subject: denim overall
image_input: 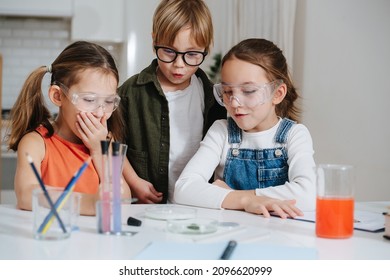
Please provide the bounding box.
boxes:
[223,118,295,190]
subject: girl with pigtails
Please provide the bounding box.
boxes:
[6,41,131,215]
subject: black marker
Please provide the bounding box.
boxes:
[219,240,237,260]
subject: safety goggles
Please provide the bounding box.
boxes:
[57,82,120,113]
[213,80,283,108]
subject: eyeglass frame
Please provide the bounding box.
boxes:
[213,79,284,108]
[54,82,121,113]
[154,45,208,66]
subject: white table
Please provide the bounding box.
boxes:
[0,202,389,260]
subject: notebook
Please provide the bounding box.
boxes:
[135,241,318,260]
[295,210,385,233]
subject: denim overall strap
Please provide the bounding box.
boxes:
[274,118,295,143]
[227,117,241,156]
[223,118,294,190]
[227,117,241,144]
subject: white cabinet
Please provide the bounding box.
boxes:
[0,0,73,17]
[71,0,124,43]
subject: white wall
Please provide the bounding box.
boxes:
[0,18,70,110]
[123,0,159,79]
[0,17,123,111]
[294,0,390,201]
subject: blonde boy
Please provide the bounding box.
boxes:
[119,0,226,203]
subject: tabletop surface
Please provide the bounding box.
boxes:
[0,201,389,260]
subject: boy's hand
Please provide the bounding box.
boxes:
[130,178,163,204]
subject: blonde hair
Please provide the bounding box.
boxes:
[152,0,213,52]
[7,41,124,151]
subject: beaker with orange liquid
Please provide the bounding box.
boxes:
[315,164,354,238]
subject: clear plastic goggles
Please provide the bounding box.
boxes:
[57,83,120,113]
[69,92,121,113]
[213,80,283,108]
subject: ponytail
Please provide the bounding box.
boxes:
[7,41,122,150]
[7,66,53,151]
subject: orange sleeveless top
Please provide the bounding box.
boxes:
[36,126,99,194]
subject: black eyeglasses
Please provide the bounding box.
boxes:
[154,46,207,66]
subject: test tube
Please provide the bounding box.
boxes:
[112,142,122,234]
[100,140,111,233]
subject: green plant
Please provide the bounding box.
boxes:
[207,53,222,83]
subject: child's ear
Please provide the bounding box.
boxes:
[272,83,287,105]
[48,85,63,107]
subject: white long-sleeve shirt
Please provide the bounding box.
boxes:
[174,118,316,211]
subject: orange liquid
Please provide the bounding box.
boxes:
[316,197,354,238]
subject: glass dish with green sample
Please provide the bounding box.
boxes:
[167,218,218,234]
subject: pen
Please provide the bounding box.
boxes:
[219,240,237,260]
[26,153,67,233]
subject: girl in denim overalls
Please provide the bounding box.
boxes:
[174,38,316,218]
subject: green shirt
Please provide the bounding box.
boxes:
[118,59,226,203]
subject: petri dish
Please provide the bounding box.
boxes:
[167,218,218,235]
[218,222,240,229]
[144,205,197,220]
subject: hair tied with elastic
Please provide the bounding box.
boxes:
[46,65,52,73]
